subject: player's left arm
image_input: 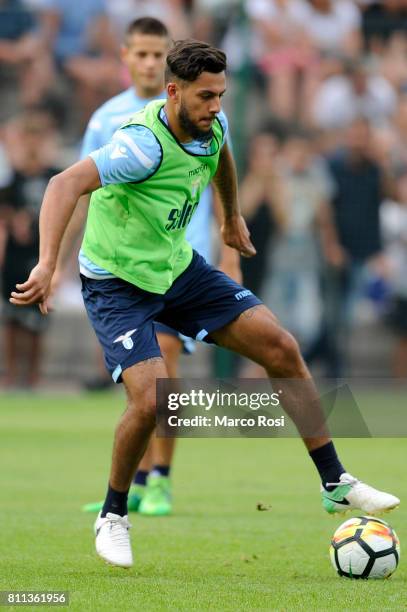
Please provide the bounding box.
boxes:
[213,142,256,258]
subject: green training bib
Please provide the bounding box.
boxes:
[82,100,223,293]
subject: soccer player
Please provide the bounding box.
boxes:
[58,17,240,517]
[11,40,400,569]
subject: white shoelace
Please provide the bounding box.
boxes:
[325,473,359,488]
[105,514,131,548]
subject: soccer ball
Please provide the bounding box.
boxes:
[330,516,400,579]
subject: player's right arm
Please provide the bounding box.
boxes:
[52,107,110,291]
[9,158,101,313]
[54,111,105,277]
[10,124,161,313]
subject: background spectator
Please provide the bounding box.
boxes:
[381,169,407,378]
[322,117,390,375]
[193,0,240,45]
[301,0,362,58]
[39,0,121,127]
[362,0,407,50]
[312,58,397,131]
[240,129,286,296]
[262,127,337,351]
[0,0,53,107]
[106,0,191,41]
[0,107,60,388]
[245,0,317,122]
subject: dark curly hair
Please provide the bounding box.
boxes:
[166,40,226,83]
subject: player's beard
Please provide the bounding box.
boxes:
[178,100,214,141]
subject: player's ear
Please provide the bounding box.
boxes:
[167,82,179,102]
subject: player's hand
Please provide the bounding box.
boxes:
[40,268,64,313]
[222,214,256,258]
[9,262,54,315]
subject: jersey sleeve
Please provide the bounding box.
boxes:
[217,110,229,147]
[89,124,162,186]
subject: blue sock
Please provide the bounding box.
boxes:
[151,465,170,478]
[309,441,345,490]
[133,470,148,486]
[101,484,128,518]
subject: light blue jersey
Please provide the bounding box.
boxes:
[80,88,165,159]
[80,92,228,278]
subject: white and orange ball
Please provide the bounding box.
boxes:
[330,516,400,579]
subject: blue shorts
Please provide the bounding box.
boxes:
[81,251,262,382]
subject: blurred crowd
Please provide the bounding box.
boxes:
[1,0,407,387]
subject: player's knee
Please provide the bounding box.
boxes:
[127,393,156,423]
[268,328,302,376]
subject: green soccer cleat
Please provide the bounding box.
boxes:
[82,484,145,513]
[321,472,400,515]
[138,474,172,516]
[82,500,104,513]
[128,484,145,512]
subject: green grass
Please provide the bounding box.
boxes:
[0,392,406,611]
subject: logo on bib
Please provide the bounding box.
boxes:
[113,328,137,350]
[166,199,198,231]
[188,162,208,177]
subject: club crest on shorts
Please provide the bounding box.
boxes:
[113,329,137,350]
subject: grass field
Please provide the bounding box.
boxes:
[1,391,406,611]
